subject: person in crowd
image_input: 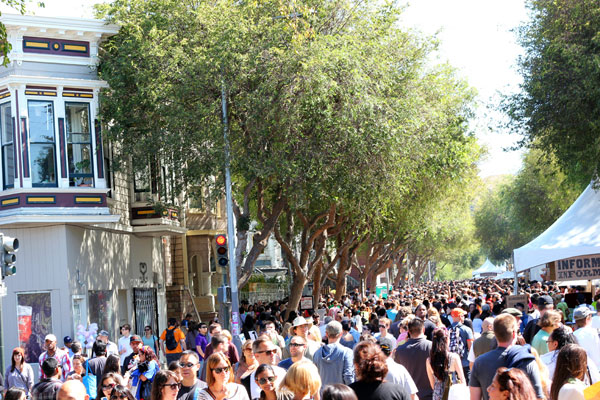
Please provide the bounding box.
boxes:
[6,347,34,395]
[321,384,358,400]
[167,362,182,383]
[32,357,63,400]
[469,314,544,400]
[539,325,575,379]
[253,364,276,400]
[118,325,133,368]
[313,321,355,387]
[39,334,73,381]
[234,341,258,384]
[415,304,437,341]
[349,341,410,400]
[262,321,286,353]
[150,370,180,400]
[122,336,143,376]
[426,328,465,400]
[66,355,86,381]
[103,355,121,376]
[523,296,553,344]
[177,351,207,400]
[58,380,90,400]
[99,373,124,400]
[486,367,537,400]
[377,342,418,400]
[142,326,160,358]
[277,336,307,371]
[572,305,600,368]
[550,344,588,400]
[283,317,321,361]
[195,323,209,370]
[448,307,473,383]
[97,332,119,358]
[161,319,187,365]
[202,324,239,370]
[339,321,357,350]
[394,318,433,400]
[531,310,561,356]
[108,385,135,400]
[197,353,249,400]
[86,340,108,398]
[199,336,230,381]
[63,337,75,360]
[6,388,27,400]
[278,359,321,400]
[185,323,199,358]
[71,343,83,360]
[130,346,159,400]
[373,318,395,351]
[241,338,286,400]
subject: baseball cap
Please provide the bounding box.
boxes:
[377,340,392,356]
[63,336,73,344]
[130,335,143,343]
[44,334,57,342]
[537,295,553,307]
[98,330,110,337]
[573,305,595,321]
[501,308,523,318]
[450,308,467,318]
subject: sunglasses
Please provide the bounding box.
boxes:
[257,349,277,355]
[290,343,305,347]
[102,384,116,391]
[161,383,181,390]
[212,366,230,374]
[179,362,197,368]
[256,376,276,385]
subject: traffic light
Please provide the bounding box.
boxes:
[1,235,18,277]
[215,234,228,268]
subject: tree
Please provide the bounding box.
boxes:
[0,1,29,66]
[503,0,600,184]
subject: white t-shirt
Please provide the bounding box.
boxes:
[557,379,585,400]
[573,326,600,368]
[118,336,133,364]
[385,358,418,395]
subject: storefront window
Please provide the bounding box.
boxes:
[28,101,57,187]
[88,290,114,338]
[17,292,52,363]
[66,103,93,187]
[1,102,14,188]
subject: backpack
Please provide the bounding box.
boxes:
[165,328,178,351]
[448,325,465,358]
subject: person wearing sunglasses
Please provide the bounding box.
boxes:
[241,338,286,400]
[109,385,136,400]
[176,351,207,400]
[234,341,258,384]
[151,371,181,400]
[254,365,276,400]
[99,372,124,400]
[197,353,249,400]
[278,336,307,371]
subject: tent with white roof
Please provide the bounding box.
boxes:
[473,258,504,278]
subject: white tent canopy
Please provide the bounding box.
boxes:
[514,183,600,272]
[473,258,503,277]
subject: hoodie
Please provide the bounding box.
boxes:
[313,341,355,387]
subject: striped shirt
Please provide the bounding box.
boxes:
[38,349,72,381]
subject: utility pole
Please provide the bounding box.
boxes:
[221,84,241,348]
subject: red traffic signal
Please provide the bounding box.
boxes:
[216,234,226,246]
[215,234,228,267]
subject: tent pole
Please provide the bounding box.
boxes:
[511,253,518,295]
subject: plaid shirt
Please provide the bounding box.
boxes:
[38,349,72,381]
[31,378,62,400]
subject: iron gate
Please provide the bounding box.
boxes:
[133,288,159,338]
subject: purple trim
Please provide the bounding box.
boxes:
[12,117,18,179]
[0,191,107,209]
[22,36,90,57]
[58,118,67,178]
[21,117,29,178]
[95,119,104,179]
[16,92,22,186]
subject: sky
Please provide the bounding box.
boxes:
[1,0,531,177]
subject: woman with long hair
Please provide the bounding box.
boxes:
[66,354,86,381]
[486,367,537,400]
[349,342,409,400]
[253,364,276,400]
[197,353,248,400]
[5,347,34,395]
[103,355,121,376]
[100,372,125,400]
[150,370,180,400]
[131,346,160,400]
[278,359,321,400]
[234,340,258,383]
[322,384,358,400]
[142,326,160,357]
[426,328,465,400]
[550,344,588,400]
[540,326,576,379]
[5,388,26,400]
[110,385,136,400]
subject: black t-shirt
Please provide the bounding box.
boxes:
[177,380,207,400]
[349,380,410,400]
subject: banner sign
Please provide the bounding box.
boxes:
[300,296,313,310]
[506,294,528,308]
[554,254,600,281]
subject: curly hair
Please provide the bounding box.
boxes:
[138,346,159,363]
[353,341,388,382]
[430,328,449,382]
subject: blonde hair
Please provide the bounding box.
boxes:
[205,353,233,386]
[221,330,232,342]
[279,359,321,397]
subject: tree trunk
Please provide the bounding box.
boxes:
[286,274,307,318]
[312,261,322,308]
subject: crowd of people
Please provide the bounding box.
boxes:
[2,277,600,400]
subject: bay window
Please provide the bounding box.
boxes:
[65,102,93,186]
[28,100,57,187]
[1,103,14,189]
